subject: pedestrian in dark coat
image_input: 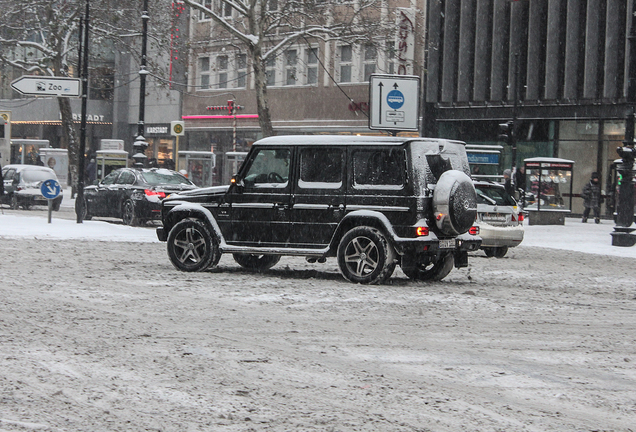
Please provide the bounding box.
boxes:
[582,172,603,223]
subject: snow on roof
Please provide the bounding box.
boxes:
[253,135,467,146]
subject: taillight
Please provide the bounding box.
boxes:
[468,226,480,235]
[416,226,429,236]
[145,189,166,198]
[518,212,524,222]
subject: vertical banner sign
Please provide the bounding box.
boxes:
[395,8,416,75]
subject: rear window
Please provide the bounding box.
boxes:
[299,148,343,189]
[141,170,192,186]
[475,185,516,206]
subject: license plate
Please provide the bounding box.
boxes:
[439,239,455,249]
[483,213,507,222]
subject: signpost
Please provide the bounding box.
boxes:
[369,74,420,134]
[41,179,61,224]
[171,121,185,170]
[10,76,81,97]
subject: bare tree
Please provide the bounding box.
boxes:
[183,0,391,137]
[0,0,175,189]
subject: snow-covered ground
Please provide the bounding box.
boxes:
[1,202,635,431]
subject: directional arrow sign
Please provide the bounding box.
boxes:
[11,76,81,97]
[41,179,61,199]
[368,74,420,132]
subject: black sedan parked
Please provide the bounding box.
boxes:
[81,168,197,225]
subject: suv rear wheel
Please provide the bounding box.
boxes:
[401,253,454,281]
[337,226,396,284]
[233,253,281,272]
[167,218,220,272]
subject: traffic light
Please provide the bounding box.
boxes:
[498,121,515,146]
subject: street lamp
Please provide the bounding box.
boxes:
[133,0,150,168]
[611,2,636,247]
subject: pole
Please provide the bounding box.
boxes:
[511,53,520,184]
[611,1,636,246]
[133,0,150,168]
[76,0,89,223]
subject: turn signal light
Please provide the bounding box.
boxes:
[145,189,166,198]
[468,226,480,235]
[416,226,429,236]
[436,213,444,221]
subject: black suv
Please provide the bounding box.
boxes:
[156,136,480,284]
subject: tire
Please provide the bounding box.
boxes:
[10,195,19,210]
[337,226,396,284]
[122,200,138,226]
[493,246,508,258]
[432,171,477,236]
[483,247,495,258]
[233,254,281,272]
[401,253,454,281]
[52,201,61,211]
[167,218,220,272]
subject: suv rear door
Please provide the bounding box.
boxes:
[291,146,346,247]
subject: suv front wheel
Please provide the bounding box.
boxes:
[337,226,396,284]
[167,218,220,272]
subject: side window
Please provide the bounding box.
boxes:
[101,171,120,185]
[243,148,290,189]
[115,171,136,185]
[353,148,405,189]
[298,148,343,189]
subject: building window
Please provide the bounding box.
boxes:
[199,0,212,20]
[339,45,352,83]
[285,49,297,86]
[363,44,377,81]
[221,0,232,17]
[217,55,228,89]
[266,56,276,86]
[236,53,247,88]
[199,56,210,89]
[306,47,318,85]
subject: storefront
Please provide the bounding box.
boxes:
[144,124,175,168]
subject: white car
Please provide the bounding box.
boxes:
[1,164,63,210]
[474,181,524,258]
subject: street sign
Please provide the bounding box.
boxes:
[171,120,185,136]
[41,179,61,199]
[11,76,81,97]
[369,74,420,132]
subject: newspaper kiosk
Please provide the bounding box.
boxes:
[524,157,575,225]
[95,150,129,180]
[178,151,215,187]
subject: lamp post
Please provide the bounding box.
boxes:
[76,0,90,223]
[611,2,636,247]
[132,0,150,168]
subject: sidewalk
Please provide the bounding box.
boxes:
[1,205,635,257]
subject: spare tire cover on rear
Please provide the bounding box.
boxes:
[432,170,477,236]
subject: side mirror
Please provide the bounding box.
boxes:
[230,175,244,190]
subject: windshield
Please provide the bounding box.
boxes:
[21,169,56,183]
[141,170,193,186]
[475,185,517,206]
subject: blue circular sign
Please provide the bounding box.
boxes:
[41,179,61,199]
[386,90,405,109]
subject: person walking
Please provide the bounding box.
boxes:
[582,172,603,223]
